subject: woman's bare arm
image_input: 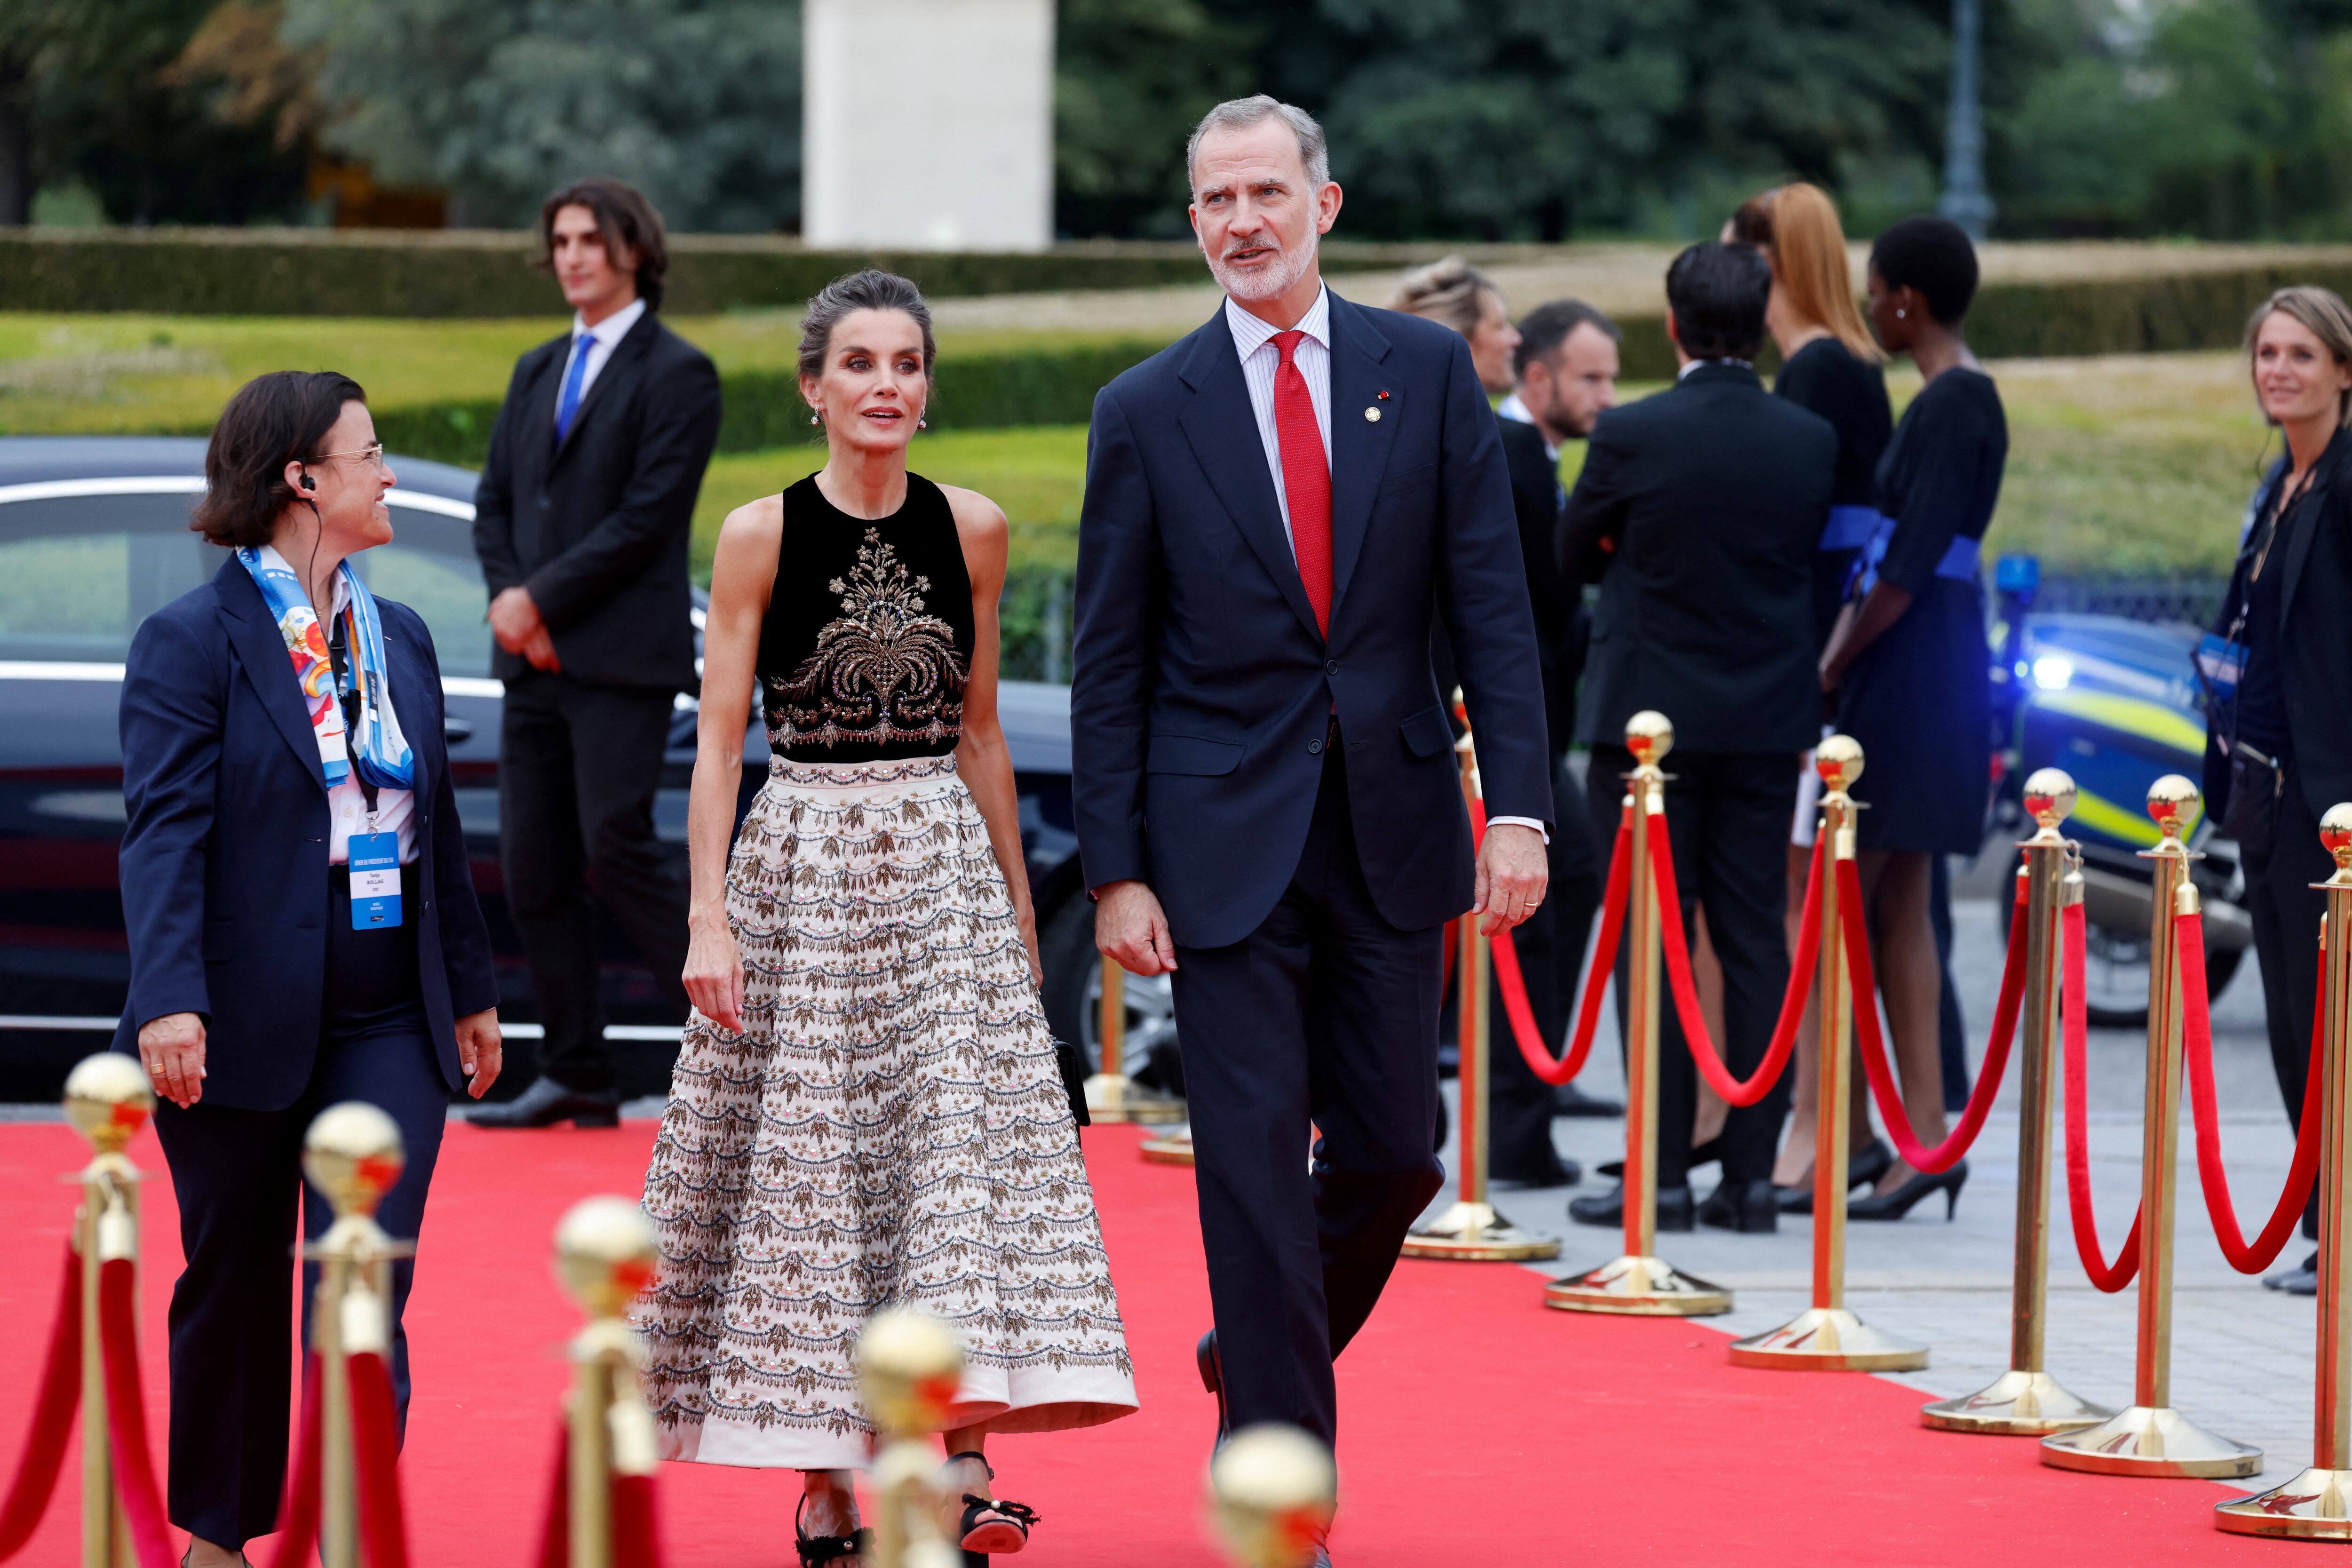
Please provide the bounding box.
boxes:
[943,484,1041,985]
[681,496,781,1031]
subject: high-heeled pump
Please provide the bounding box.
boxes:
[1773,1137,1895,1213]
[1847,1159,1968,1222]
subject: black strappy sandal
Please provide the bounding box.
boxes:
[947,1450,1039,1560]
[795,1493,872,1566]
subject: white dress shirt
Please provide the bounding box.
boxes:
[1221,288,1547,843]
[311,561,417,867]
[1676,356,1752,381]
[553,295,648,427]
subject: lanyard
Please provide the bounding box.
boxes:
[326,608,381,828]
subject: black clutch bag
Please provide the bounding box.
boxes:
[1052,1037,1092,1128]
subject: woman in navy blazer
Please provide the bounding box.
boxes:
[115,371,501,1566]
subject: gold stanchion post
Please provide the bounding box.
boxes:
[1730,737,1925,1369]
[1208,1424,1338,1568]
[1923,769,2109,1429]
[63,1054,151,1568]
[2042,775,2260,1476]
[856,1307,965,1568]
[1087,952,1184,1126]
[301,1103,412,1568]
[1546,711,1730,1314]
[553,1196,661,1568]
[2217,803,2352,1534]
[1406,720,1558,1260]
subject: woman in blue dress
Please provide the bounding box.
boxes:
[1819,216,2005,1221]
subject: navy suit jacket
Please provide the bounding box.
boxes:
[1071,291,1552,949]
[112,557,500,1111]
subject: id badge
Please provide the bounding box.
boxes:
[2196,633,2246,699]
[348,832,404,930]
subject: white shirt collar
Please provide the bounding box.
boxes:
[1224,284,1330,361]
[1496,390,1561,463]
[1677,356,1754,380]
[257,542,350,616]
[573,294,647,348]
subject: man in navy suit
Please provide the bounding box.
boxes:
[1071,96,1552,1482]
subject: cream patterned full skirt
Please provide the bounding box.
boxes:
[639,755,1136,1468]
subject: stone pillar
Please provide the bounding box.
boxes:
[803,0,1056,252]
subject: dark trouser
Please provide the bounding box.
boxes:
[499,671,690,1093]
[1169,745,1447,1448]
[2240,766,2330,1241]
[1587,745,1797,1188]
[1488,751,1602,1179]
[152,871,450,1550]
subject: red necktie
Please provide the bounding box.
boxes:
[1271,329,1333,636]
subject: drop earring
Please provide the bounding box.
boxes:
[917,417,927,430]
[810,409,822,426]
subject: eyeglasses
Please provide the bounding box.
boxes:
[314,442,388,471]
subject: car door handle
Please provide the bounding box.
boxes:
[444,716,475,743]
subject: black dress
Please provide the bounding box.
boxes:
[1837,366,2005,854]
[1776,336,1895,650]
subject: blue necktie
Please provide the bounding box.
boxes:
[554,333,592,442]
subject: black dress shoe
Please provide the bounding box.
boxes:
[467,1075,621,1129]
[2265,1249,2320,1295]
[1567,1181,1692,1231]
[1698,1178,1778,1234]
[1551,1082,1624,1119]
[1492,1156,1581,1189]
[1197,1330,1229,1441]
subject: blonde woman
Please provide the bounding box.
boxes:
[2204,287,2352,1293]
[1726,183,1898,1209]
[1389,255,1522,394]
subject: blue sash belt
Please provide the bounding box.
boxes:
[1819,505,1880,552]
[1847,517,1983,597]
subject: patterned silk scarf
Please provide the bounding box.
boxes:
[236,544,414,789]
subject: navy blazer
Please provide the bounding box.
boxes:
[1070,292,1551,949]
[112,557,500,1111]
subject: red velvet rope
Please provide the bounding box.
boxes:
[1477,797,1633,1086]
[1647,824,1824,1106]
[2061,900,2143,1291]
[2181,908,2324,1274]
[612,1473,662,1568]
[95,1258,174,1567]
[266,1357,325,1568]
[536,1421,568,1568]
[1839,857,2026,1173]
[347,1351,410,1568]
[0,1246,81,1561]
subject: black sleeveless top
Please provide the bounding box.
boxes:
[756,473,975,764]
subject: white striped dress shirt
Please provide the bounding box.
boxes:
[1224,287,1332,553]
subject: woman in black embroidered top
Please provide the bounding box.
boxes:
[638,270,1135,1564]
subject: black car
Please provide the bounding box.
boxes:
[0,437,1173,1101]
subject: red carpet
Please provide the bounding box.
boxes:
[0,1119,2288,1565]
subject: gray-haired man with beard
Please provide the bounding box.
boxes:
[1070,97,1551,1552]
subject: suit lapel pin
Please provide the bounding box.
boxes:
[1364,406,1381,422]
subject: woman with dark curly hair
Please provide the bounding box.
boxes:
[115,370,501,1566]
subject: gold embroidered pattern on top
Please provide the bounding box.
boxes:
[769,527,966,751]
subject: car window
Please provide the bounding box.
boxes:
[0,518,216,663]
[352,540,492,678]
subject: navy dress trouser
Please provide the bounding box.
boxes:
[1169,743,1447,1448]
[152,871,450,1550]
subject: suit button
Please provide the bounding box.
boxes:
[1307,738,1324,756]
[1325,659,1340,675]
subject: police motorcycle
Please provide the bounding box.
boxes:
[1986,555,2250,1027]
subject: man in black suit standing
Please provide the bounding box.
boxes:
[1559,243,1832,1234]
[1486,300,1623,1181]
[469,176,722,1128]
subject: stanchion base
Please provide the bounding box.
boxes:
[2217,1467,2352,1537]
[1728,1306,1928,1371]
[1543,1255,1731,1316]
[1403,1202,1561,1261]
[1137,1125,1194,1165]
[1920,1369,2111,1434]
[2038,1405,2262,1478]
[1084,1074,1187,1125]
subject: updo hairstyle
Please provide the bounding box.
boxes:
[1869,216,1980,326]
[1388,255,1501,336]
[798,269,938,386]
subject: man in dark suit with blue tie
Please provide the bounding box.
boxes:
[1071,97,1551,1506]
[469,176,722,1126]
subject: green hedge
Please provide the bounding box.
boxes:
[0,229,1432,317]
